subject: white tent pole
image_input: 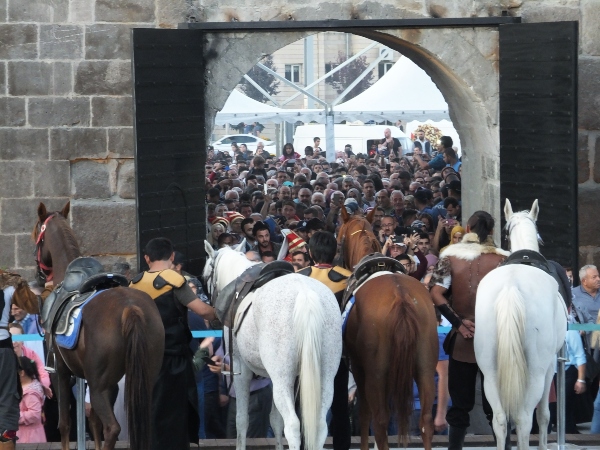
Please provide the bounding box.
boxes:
[256,63,328,107]
[331,53,386,106]
[280,42,378,106]
[242,74,281,106]
[325,107,335,162]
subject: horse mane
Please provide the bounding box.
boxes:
[339,216,381,269]
[505,210,540,252]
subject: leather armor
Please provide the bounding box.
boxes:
[130,270,191,356]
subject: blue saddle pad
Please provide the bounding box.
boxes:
[341,296,356,338]
[55,291,101,350]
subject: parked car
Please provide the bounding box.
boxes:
[211,134,276,156]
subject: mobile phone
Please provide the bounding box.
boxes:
[201,356,217,366]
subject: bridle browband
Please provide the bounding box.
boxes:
[35,214,57,283]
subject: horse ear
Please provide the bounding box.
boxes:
[204,240,215,259]
[529,199,539,222]
[340,205,350,223]
[504,198,513,221]
[234,239,246,253]
[60,201,70,219]
[366,208,376,224]
[38,202,48,221]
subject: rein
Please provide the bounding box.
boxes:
[35,214,57,283]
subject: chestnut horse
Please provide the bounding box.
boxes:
[337,209,438,450]
[13,202,165,450]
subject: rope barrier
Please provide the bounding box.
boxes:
[12,324,600,341]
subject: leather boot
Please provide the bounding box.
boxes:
[448,426,467,450]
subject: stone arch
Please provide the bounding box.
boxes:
[203,26,499,221]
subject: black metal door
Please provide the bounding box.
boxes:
[499,21,578,268]
[132,29,206,275]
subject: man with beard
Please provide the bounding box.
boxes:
[429,212,509,450]
[252,221,281,258]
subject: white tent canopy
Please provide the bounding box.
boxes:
[214,89,324,125]
[215,57,452,125]
[332,56,450,123]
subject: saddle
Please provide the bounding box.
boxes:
[214,261,295,330]
[342,253,405,308]
[502,249,571,307]
[42,257,129,334]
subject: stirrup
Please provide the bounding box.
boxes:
[45,348,56,374]
[221,370,241,376]
[44,366,56,374]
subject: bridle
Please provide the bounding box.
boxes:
[504,214,541,252]
[204,249,223,297]
[35,214,57,284]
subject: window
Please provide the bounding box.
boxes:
[378,62,394,79]
[235,136,257,144]
[325,62,338,74]
[285,64,301,83]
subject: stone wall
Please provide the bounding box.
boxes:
[1,0,599,277]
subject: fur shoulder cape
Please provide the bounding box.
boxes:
[439,232,510,261]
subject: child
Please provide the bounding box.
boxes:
[16,357,46,443]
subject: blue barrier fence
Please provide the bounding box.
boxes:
[11,324,599,341]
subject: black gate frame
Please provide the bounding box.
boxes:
[132,16,579,273]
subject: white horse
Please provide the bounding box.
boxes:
[474,199,567,450]
[203,242,342,450]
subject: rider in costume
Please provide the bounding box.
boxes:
[298,231,352,450]
[130,238,217,450]
[429,212,509,450]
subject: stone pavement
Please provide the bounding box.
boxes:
[14,435,600,449]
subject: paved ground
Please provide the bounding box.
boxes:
[14,434,600,449]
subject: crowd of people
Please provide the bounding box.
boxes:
[1,127,600,449]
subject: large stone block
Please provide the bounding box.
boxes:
[74,61,131,96]
[71,160,112,199]
[0,129,49,160]
[0,161,33,197]
[85,24,132,60]
[8,0,68,22]
[0,25,37,59]
[0,0,6,23]
[579,57,600,130]
[28,98,90,127]
[117,161,135,199]
[96,0,155,22]
[92,96,133,127]
[0,62,5,93]
[69,0,93,22]
[16,234,36,271]
[34,161,70,197]
[579,185,600,246]
[0,235,16,270]
[8,61,72,96]
[520,4,580,23]
[593,135,600,184]
[582,0,600,56]
[70,199,137,254]
[578,131,590,184]
[0,98,25,126]
[0,197,70,234]
[50,128,107,160]
[40,25,84,60]
[108,128,134,157]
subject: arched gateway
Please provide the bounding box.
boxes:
[131,18,577,275]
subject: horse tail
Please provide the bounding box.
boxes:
[121,305,151,450]
[495,285,527,420]
[389,293,419,447]
[293,289,324,450]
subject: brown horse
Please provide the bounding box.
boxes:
[12,202,165,450]
[337,209,439,450]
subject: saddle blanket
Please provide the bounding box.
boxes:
[55,291,101,350]
[341,295,355,337]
